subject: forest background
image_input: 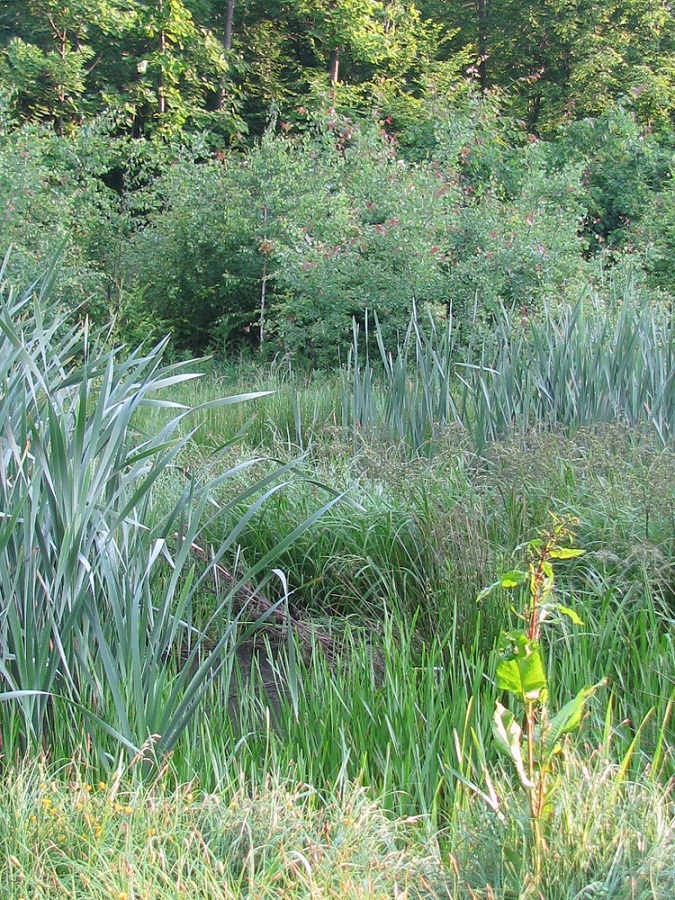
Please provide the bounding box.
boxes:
[3,0,675,362]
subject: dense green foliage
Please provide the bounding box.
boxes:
[0,255,675,898]
[3,96,674,364]
[0,270,342,766]
[2,5,675,894]
[2,0,675,137]
[1,1,675,367]
[1,265,675,895]
[3,756,672,898]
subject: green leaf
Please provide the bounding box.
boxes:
[548,547,585,559]
[557,605,584,626]
[542,681,605,762]
[476,581,500,603]
[500,569,527,588]
[617,707,654,785]
[541,774,562,821]
[496,631,547,703]
[493,702,534,790]
[477,569,527,602]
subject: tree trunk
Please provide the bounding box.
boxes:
[529,92,542,129]
[477,0,487,93]
[260,201,268,350]
[215,0,235,110]
[56,27,67,134]
[224,0,235,51]
[329,48,340,84]
[158,0,166,115]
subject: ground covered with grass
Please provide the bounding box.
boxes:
[2,752,673,899]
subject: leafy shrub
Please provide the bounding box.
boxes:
[5,99,666,365]
[0,125,113,318]
[629,166,675,297]
[125,107,591,365]
[124,128,344,356]
[552,105,668,252]
[273,107,589,362]
[271,116,455,363]
[0,120,213,345]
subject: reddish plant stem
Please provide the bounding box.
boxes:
[526,538,552,872]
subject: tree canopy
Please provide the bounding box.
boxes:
[2,0,675,137]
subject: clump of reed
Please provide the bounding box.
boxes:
[0,260,337,770]
[341,288,675,453]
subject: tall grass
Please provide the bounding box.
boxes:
[340,289,675,452]
[0,762,454,900]
[2,750,674,898]
[0,263,339,768]
[196,423,675,800]
[123,283,675,463]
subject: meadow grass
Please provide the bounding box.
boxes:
[1,750,673,899]
[0,761,451,899]
[171,287,675,457]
